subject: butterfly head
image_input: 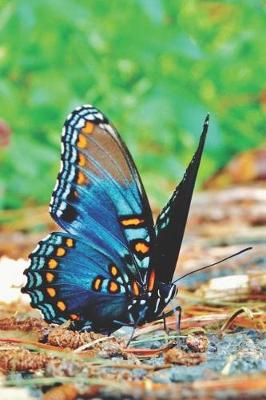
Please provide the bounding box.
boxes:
[148,281,177,320]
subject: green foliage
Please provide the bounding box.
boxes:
[0,0,265,209]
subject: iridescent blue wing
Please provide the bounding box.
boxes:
[23,105,156,331]
[23,232,135,333]
[50,105,155,276]
[154,115,209,283]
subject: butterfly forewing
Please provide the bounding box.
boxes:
[154,115,209,283]
[50,105,155,273]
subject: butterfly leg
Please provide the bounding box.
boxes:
[126,306,148,347]
[162,312,169,336]
[112,320,136,347]
[173,305,182,334]
[155,305,182,335]
[126,326,137,348]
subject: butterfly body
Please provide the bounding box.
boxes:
[22,105,209,333]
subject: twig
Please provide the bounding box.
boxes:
[74,336,115,353]
[220,307,254,333]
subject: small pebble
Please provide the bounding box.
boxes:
[186,334,209,353]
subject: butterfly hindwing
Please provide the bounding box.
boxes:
[154,115,209,283]
[23,232,137,332]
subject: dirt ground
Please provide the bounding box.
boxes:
[0,185,265,399]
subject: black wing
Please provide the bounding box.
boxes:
[153,115,209,283]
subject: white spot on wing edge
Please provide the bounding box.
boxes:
[31,244,40,254]
[59,160,64,173]
[87,114,96,121]
[54,180,59,192]
[94,112,104,120]
[75,119,85,129]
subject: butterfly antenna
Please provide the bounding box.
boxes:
[172,247,252,284]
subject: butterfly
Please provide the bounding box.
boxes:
[22,105,209,334]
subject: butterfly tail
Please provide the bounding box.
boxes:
[154,114,209,283]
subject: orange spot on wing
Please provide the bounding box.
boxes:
[70,314,80,321]
[110,264,119,277]
[77,171,88,185]
[46,287,56,298]
[77,134,87,149]
[66,238,74,248]
[78,153,87,167]
[93,277,102,291]
[135,242,149,254]
[56,247,66,257]
[132,281,140,296]
[82,121,94,134]
[148,269,156,291]
[48,259,58,269]
[109,281,120,293]
[46,272,55,282]
[121,218,144,227]
[57,301,66,311]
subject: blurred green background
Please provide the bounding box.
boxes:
[0,0,265,211]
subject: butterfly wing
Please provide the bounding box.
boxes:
[23,232,135,333]
[153,115,209,283]
[24,105,156,331]
[50,105,155,275]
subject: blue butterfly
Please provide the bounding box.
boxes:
[22,105,209,334]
